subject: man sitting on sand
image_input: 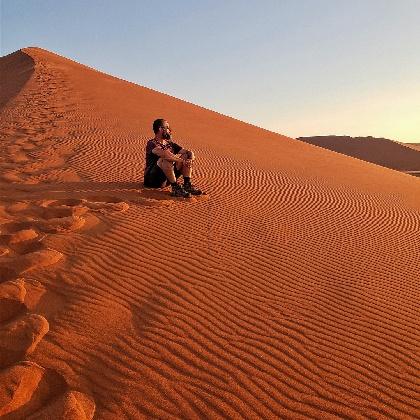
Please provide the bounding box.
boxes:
[144,118,203,197]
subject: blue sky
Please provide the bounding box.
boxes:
[1,0,419,142]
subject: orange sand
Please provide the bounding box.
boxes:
[1,47,420,419]
[298,135,420,177]
[407,143,420,151]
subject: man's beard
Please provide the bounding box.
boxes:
[162,132,171,140]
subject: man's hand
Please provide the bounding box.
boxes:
[183,158,193,168]
[185,150,195,160]
[164,151,183,162]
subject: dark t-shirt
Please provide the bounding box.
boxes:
[144,138,182,174]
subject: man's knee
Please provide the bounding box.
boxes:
[158,158,174,169]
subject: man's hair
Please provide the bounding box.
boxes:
[153,118,166,134]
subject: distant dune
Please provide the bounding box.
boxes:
[407,143,420,152]
[1,47,419,419]
[297,135,420,177]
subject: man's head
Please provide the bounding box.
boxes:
[153,118,171,139]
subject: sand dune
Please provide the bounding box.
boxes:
[0,47,419,419]
[297,135,420,177]
[407,143,420,151]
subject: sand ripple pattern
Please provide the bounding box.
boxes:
[49,161,420,417]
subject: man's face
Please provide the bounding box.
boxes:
[160,121,171,139]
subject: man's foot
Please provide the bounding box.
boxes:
[170,184,192,198]
[184,183,203,196]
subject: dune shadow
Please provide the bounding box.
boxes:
[0,181,174,205]
[0,50,35,111]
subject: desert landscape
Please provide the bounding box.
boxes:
[1,47,419,419]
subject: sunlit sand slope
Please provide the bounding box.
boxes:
[0,47,419,419]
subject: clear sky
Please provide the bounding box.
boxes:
[1,0,419,142]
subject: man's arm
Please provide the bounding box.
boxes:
[152,146,183,162]
[170,141,194,159]
[178,149,195,159]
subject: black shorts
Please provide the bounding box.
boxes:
[144,164,182,188]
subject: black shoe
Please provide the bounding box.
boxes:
[170,184,192,198]
[184,183,203,195]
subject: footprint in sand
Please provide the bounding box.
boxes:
[27,390,96,420]
[0,248,63,281]
[83,200,129,214]
[40,203,89,220]
[0,361,64,418]
[5,228,39,245]
[6,145,21,155]
[38,216,86,233]
[1,229,44,258]
[11,153,29,164]
[0,225,62,280]
[7,197,127,216]
[20,249,63,273]
[20,142,37,151]
[0,230,93,420]
[6,198,128,234]
[0,203,96,411]
[1,225,39,241]
[0,196,121,419]
[0,279,95,418]
[5,202,30,214]
[1,171,24,183]
[46,197,130,214]
[0,280,48,369]
[6,200,89,219]
[0,279,26,323]
[36,202,90,233]
[0,313,49,368]
[3,203,88,235]
[0,361,95,420]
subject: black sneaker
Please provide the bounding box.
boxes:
[170,184,192,198]
[184,183,203,196]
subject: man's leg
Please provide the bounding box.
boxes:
[175,159,203,195]
[175,160,192,179]
[144,163,168,188]
[158,158,191,197]
[158,158,177,183]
